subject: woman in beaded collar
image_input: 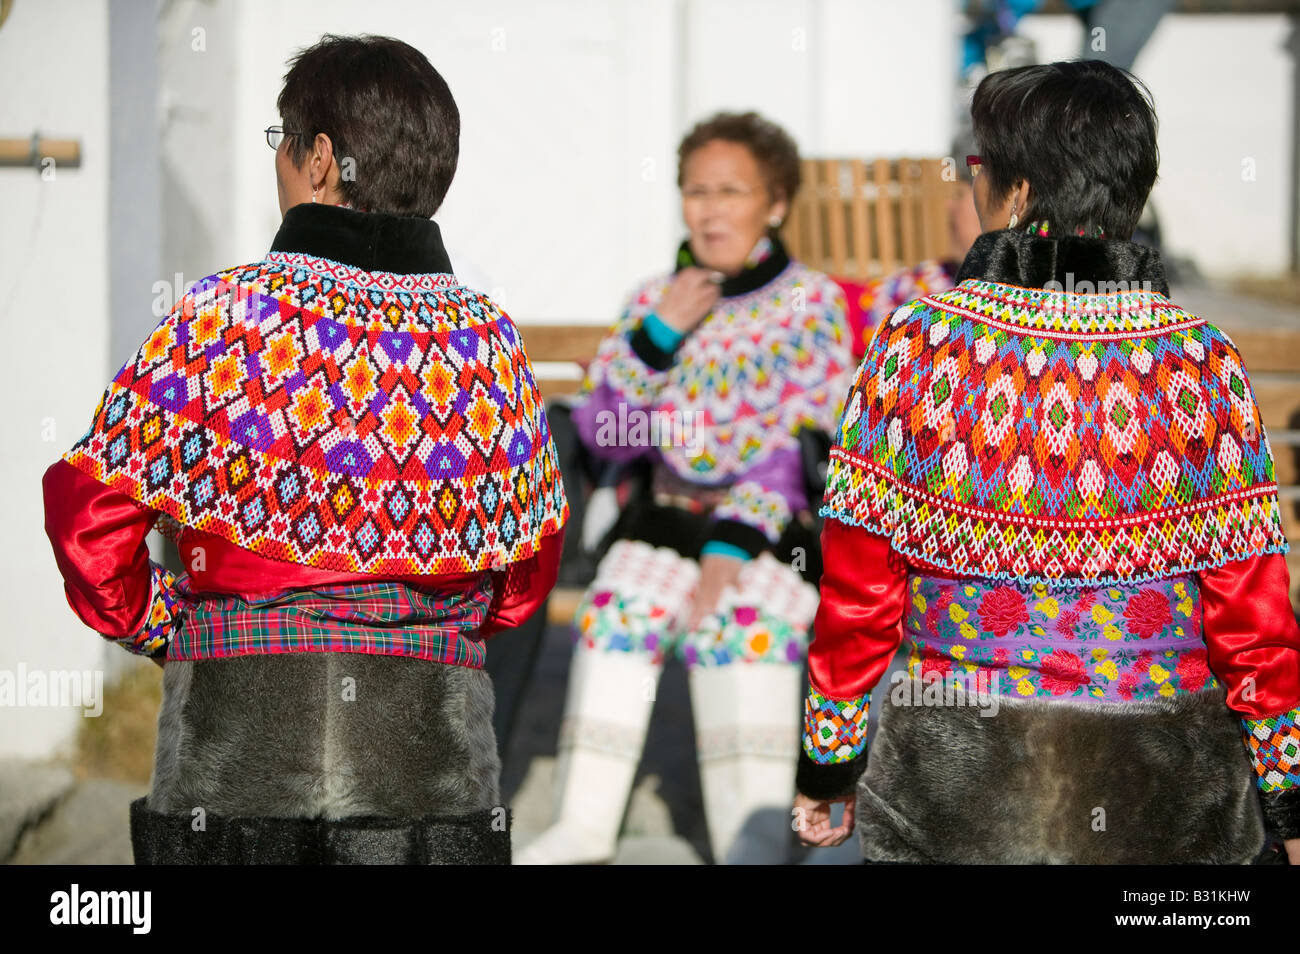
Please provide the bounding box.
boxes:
[794,59,1300,865]
[518,112,854,865]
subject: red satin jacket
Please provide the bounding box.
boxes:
[43,458,562,654]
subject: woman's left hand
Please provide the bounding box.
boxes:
[793,792,856,847]
[685,553,746,631]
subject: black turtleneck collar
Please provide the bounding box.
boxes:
[955,228,1170,297]
[269,203,454,275]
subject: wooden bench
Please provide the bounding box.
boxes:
[516,156,1300,620]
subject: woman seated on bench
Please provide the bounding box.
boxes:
[518,111,854,865]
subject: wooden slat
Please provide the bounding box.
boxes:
[919,158,946,262]
[546,586,585,627]
[849,159,871,280]
[823,159,848,277]
[1222,328,1300,374]
[782,198,801,260]
[872,158,897,273]
[802,158,825,271]
[1276,453,1298,486]
[1280,498,1300,541]
[516,324,606,362]
[537,378,582,399]
[1253,377,1300,431]
[898,158,920,266]
[1287,550,1300,612]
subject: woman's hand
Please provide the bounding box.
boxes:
[793,791,856,847]
[657,267,723,334]
[685,552,745,631]
[1286,837,1300,865]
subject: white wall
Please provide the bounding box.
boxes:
[1018,11,1297,279]
[176,0,956,326]
[0,0,112,758]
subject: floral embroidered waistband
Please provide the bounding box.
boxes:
[904,573,1215,703]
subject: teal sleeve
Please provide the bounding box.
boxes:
[642,311,685,352]
[699,540,753,562]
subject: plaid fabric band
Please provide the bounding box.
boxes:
[169,575,494,666]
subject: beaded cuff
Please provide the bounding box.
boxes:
[109,561,184,657]
[1242,705,1300,792]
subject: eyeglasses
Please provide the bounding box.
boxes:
[264,125,302,150]
[681,185,759,208]
[966,154,983,178]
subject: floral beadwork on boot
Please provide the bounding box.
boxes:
[678,552,819,667]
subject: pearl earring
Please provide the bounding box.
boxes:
[768,214,782,228]
[1008,206,1019,229]
[312,187,318,204]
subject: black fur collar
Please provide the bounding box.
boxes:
[269,202,454,276]
[955,228,1169,296]
[674,234,792,298]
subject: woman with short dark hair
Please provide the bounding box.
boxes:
[519,111,854,865]
[43,34,567,864]
[796,59,1300,864]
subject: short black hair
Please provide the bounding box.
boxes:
[677,111,802,205]
[277,34,459,217]
[970,59,1158,238]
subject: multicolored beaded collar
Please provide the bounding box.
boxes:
[1026,219,1107,240]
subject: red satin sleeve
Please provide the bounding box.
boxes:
[1199,552,1300,719]
[807,517,910,699]
[42,459,156,638]
[479,527,564,638]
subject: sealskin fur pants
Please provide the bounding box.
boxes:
[131,653,510,864]
[857,681,1265,864]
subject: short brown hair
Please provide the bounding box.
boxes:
[676,111,801,204]
[277,34,460,217]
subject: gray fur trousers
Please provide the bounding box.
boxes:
[856,683,1265,864]
[132,653,509,864]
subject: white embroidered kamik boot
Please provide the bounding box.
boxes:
[516,540,698,865]
[685,552,819,864]
[514,645,661,865]
[690,661,803,864]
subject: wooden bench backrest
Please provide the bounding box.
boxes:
[785,157,961,280]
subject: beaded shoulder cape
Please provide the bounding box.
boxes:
[822,228,1288,585]
[63,206,568,575]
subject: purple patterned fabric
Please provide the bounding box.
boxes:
[904,573,1218,702]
